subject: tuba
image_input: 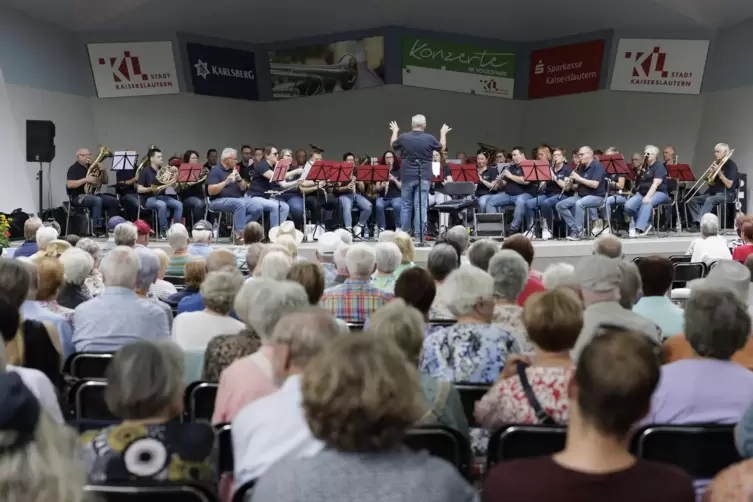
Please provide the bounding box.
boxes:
[134,145,158,181]
[84,145,113,195]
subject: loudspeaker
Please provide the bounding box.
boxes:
[26,120,56,163]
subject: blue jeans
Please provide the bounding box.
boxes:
[338,194,372,228]
[286,195,305,228]
[686,191,733,224]
[603,194,627,221]
[624,192,671,231]
[556,195,604,234]
[488,193,532,231]
[209,197,260,233]
[182,196,206,225]
[376,196,402,229]
[75,194,119,227]
[145,196,183,230]
[400,180,430,235]
[247,196,289,227]
[120,193,140,221]
[525,194,561,226]
[478,194,495,213]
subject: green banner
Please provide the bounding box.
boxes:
[402,37,516,78]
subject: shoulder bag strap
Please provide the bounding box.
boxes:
[516,362,556,426]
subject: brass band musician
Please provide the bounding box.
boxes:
[374,150,402,233]
[686,143,739,230]
[623,145,670,238]
[337,152,373,238]
[594,147,629,236]
[136,149,184,235]
[66,148,118,236]
[180,150,207,224]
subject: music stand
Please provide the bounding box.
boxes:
[272,158,291,182]
[112,151,137,172]
[356,164,389,184]
[177,163,204,184]
[668,164,695,182]
[521,160,552,237]
[449,164,480,183]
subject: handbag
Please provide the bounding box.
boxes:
[516,362,556,426]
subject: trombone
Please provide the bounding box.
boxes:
[683,149,735,201]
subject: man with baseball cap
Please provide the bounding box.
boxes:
[134,220,152,247]
[188,220,214,258]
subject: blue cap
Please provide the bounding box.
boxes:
[107,216,127,232]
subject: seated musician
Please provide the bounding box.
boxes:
[337,152,373,238]
[206,147,259,242]
[663,145,676,166]
[66,148,119,236]
[623,145,670,238]
[555,146,606,240]
[488,147,532,234]
[375,150,402,234]
[524,147,572,240]
[246,145,300,228]
[295,147,327,232]
[179,150,207,225]
[136,149,184,236]
[237,145,254,181]
[277,148,317,231]
[204,148,218,171]
[686,142,738,231]
[475,151,499,213]
[428,150,453,232]
[594,147,629,236]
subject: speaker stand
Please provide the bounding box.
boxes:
[35,158,43,215]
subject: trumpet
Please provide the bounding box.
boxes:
[684,148,735,201]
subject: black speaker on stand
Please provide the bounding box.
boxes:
[26,120,56,215]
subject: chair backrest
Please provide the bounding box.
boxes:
[216,424,233,474]
[73,380,118,421]
[84,484,219,502]
[487,424,567,469]
[632,256,646,267]
[443,182,476,197]
[666,178,680,195]
[347,322,364,333]
[184,381,218,423]
[454,383,490,428]
[672,262,705,288]
[630,424,741,480]
[164,275,186,286]
[403,426,473,480]
[63,352,113,380]
[232,481,255,502]
[669,254,692,265]
[429,319,456,328]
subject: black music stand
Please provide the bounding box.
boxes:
[521,160,552,237]
[670,164,695,232]
[449,164,480,183]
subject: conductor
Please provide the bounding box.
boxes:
[389,114,451,241]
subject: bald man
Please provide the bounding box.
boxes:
[663,146,676,166]
[67,148,118,236]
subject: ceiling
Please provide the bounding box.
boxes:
[4,0,753,43]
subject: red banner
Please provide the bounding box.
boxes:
[528,40,605,99]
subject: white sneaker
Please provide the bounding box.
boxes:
[353,224,364,238]
[523,229,535,239]
[591,220,603,236]
[541,229,552,240]
[629,228,637,238]
[601,226,611,235]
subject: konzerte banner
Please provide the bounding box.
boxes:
[528,40,604,99]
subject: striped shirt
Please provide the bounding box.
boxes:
[166,253,191,276]
[319,279,392,324]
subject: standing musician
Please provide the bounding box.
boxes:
[336,152,373,238]
[488,147,532,234]
[136,148,184,235]
[475,151,499,213]
[593,147,628,236]
[375,150,402,234]
[180,150,207,225]
[247,145,295,228]
[686,143,739,230]
[524,147,572,241]
[623,145,670,237]
[66,148,119,236]
[207,147,258,242]
[555,146,606,240]
[428,150,453,232]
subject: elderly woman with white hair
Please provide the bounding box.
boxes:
[57,248,93,309]
[255,251,294,281]
[371,241,402,292]
[488,250,533,352]
[149,248,178,300]
[420,265,521,383]
[542,262,577,290]
[165,223,192,276]
[688,213,732,264]
[210,278,309,423]
[29,226,58,261]
[133,247,173,327]
[75,237,105,297]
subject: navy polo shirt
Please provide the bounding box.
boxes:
[392,131,442,182]
[386,166,402,198]
[706,159,739,195]
[137,166,160,201]
[606,173,626,192]
[433,165,452,194]
[476,166,499,196]
[545,165,572,195]
[577,160,606,197]
[207,165,244,200]
[638,162,668,195]
[237,162,254,182]
[248,160,275,198]
[66,162,88,199]
[504,164,528,196]
[116,169,136,194]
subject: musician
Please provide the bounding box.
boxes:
[536,146,552,162]
[291,147,325,231]
[336,152,372,238]
[294,149,308,169]
[252,147,264,166]
[524,147,572,240]
[456,151,467,164]
[555,146,606,240]
[623,145,670,237]
[375,150,402,233]
[180,150,207,224]
[686,143,739,230]
[204,149,218,170]
[663,146,676,166]
[390,114,450,238]
[136,148,184,234]
[238,145,254,181]
[475,151,499,213]
[428,150,453,232]
[207,147,259,242]
[246,145,293,228]
[494,151,506,165]
[488,147,532,234]
[66,148,119,235]
[594,147,629,235]
[277,148,315,230]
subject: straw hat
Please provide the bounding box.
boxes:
[268,220,303,245]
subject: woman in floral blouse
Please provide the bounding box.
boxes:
[475,288,581,429]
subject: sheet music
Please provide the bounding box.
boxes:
[299,160,314,182]
[432,162,441,176]
[112,151,138,171]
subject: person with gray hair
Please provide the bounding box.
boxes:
[256,251,294,281]
[488,250,532,352]
[647,287,753,425]
[134,247,174,328]
[232,307,344,484]
[372,241,402,292]
[689,213,732,264]
[113,222,137,247]
[555,145,606,240]
[593,234,623,259]
[542,262,577,290]
[571,255,661,361]
[30,226,58,261]
[165,223,191,277]
[75,237,105,297]
[188,220,214,258]
[421,266,521,383]
[211,279,310,423]
[445,225,470,259]
[57,247,93,309]
[148,248,178,301]
[13,217,43,258]
[207,147,262,241]
[616,260,642,309]
[321,243,391,323]
[377,230,395,243]
[468,239,500,272]
[389,115,451,237]
[427,243,459,321]
[686,142,739,229]
[81,340,215,485]
[622,144,670,237]
[331,243,350,287]
[72,246,169,352]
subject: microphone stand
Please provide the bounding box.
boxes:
[416,161,426,247]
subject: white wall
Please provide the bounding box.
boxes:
[0,71,36,212]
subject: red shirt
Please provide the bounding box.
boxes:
[517,272,546,306]
[732,244,753,263]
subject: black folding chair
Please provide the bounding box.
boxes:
[84,484,219,502]
[183,381,218,423]
[404,426,473,480]
[487,424,567,469]
[71,380,117,422]
[672,262,705,288]
[454,383,490,428]
[164,275,186,287]
[630,424,741,480]
[347,322,365,333]
[669,254,692,265]
[428,319,456,328]
[632,256,646,267]
[232,481,255,502]
[216,424,233,474]
[433,182,477,234]
[63,352,113,380]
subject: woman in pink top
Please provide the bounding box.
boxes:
[476,289,581,429]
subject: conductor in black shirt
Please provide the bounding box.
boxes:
[66,148,119,234]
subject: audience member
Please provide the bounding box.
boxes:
[488,250,531,352]
[392,230,416,276]
[593,234,623,258]
[315,232,340,288]
[648,287,753,424]
[38,239,71,260]
[64,234,80,247]
[733,222,753,262]
[483,330,694,502]
[166,257,206,306]
[30,225,58,261]
[445,225,470,263]
[81,341,214,486]
[710,399,753,500]
[468,238,499,272]
[14,217,42,258]
[330,243,350,286]
[476,289,580,429]
[75,238,105,297]
[255,251,293,280]
[134,247,173,328]
[100,217,124,252]
[372,241,401,292]
[542,262,577,290]
[427,243,458,320]
[689,213,732,264]
[394,267,437,331]
[232,308,342,485]
[421,266,520,383]
[178,248,237,314]
[633,256,683,340]
[287,262,325,305]
[113,222,137,247]
[377,230,395,242]
[334,228,353,245]
[244,243,265,278]
[188,219,214,258]
[747,254,753,318]
[134,219,151,247]
[252,335,477,502]
[729,214,753,254]
[173,270,245,350]
[320,244,391,324]
[501,235,545,304]
[616,260,642,309]
[33,256,73,321]
[233,222,265,270]
[149,248,178,300]
[166,223,191,276]
[572,256,660,360]
[73,246,169,352]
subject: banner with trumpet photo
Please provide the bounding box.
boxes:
[267,36,385,100]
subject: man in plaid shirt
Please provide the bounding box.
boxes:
[320,243,392,324]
